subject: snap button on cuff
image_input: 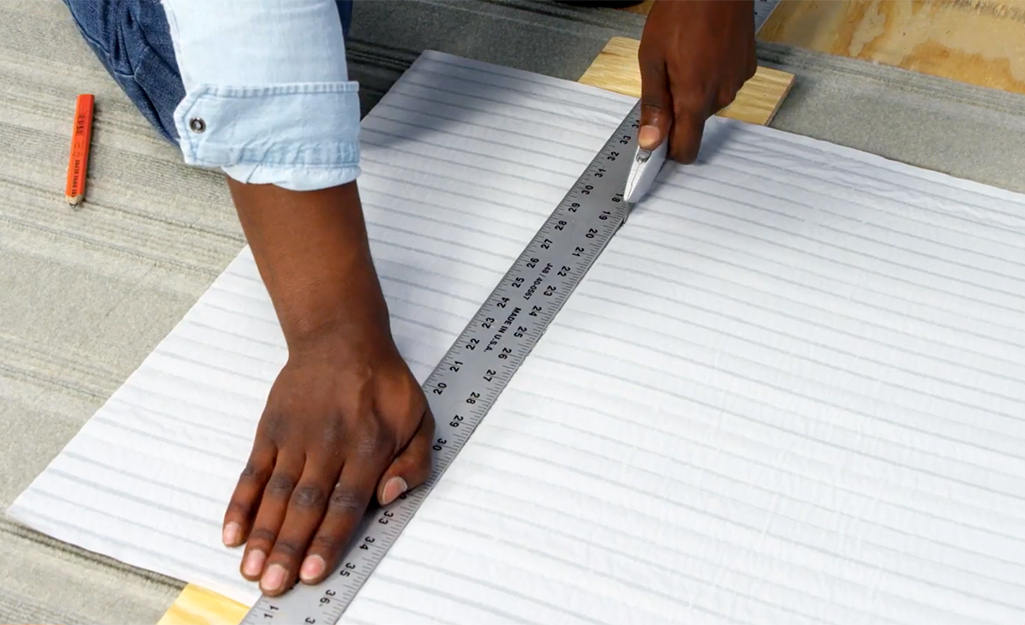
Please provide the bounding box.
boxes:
[189,118,206,133]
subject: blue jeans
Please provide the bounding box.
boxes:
[62,0,354,144]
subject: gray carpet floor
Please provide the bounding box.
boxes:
[2,1,1024,623]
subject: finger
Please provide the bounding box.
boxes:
[376,406,435,507]
[223,442,275,548]
[238,453,305,582]
[716,83,740,114]
[258,455,344,595]
[668,106,708,164]
[745,43,757,82]
[725,48,757,112]
[637,55,673,151]
[298,459,384,585]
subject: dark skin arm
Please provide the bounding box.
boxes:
[220,179,434,596]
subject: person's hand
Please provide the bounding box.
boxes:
[222,327,434,596]
[637,0,757,162]
[218,179,434,596]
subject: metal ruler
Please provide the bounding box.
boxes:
[241,102,642,625]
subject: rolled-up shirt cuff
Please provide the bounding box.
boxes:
[222,163,361,191]
[173,81,361,191]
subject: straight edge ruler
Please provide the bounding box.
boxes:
[241,101,644,625]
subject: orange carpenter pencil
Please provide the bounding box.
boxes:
[65,93,95,205]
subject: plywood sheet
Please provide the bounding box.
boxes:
[760,0,1025,94]
[619,0,1025,95]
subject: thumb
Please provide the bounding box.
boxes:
[377,407,435,506]
[638,57,672,151]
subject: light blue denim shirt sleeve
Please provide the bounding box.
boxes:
[160,0,360,191]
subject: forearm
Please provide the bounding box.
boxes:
[226,179,392,352]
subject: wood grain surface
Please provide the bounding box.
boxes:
[157,585,248,625]
[156,35,795,625]
[760,0,1025,94]
[577,36,795,125]
[610,0,1025,95]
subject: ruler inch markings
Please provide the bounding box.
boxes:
[241,103,643,625]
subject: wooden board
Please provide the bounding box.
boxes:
[577,36,795,125]
[759,0,1025,94]
[157,585,248,625]
[156,36,795,625]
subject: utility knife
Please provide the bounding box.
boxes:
[623,138,667,206]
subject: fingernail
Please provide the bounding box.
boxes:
[300,555,325,582]
[261,564,287,593]
[639,125,660,149]
[242,549,265,578]
[381,477,408,505]
[222,522,240,546]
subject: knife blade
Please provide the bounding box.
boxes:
[623,137,667,206]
